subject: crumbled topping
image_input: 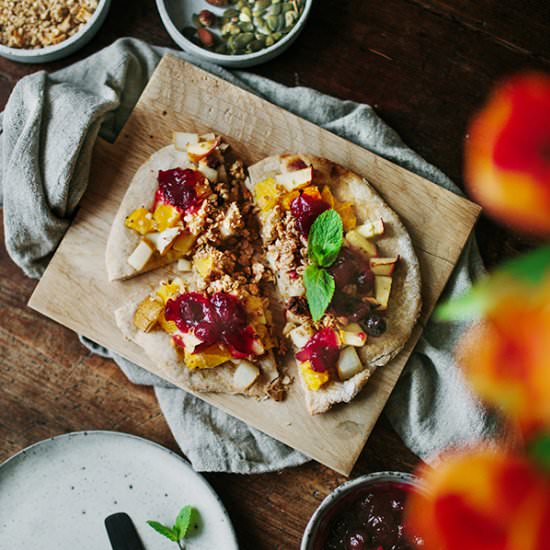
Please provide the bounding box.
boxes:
[219,202,244,238]
[185,199,212,236]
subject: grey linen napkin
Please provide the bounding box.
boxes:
[0,37,497,473]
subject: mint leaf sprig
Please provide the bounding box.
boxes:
[303,210,344,321]
[148,505,200,549]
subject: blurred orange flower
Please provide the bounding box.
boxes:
[465,73,550,235]
[407,448,550,550]
[457,276,550,435]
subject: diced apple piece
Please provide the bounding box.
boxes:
[281,154,308,172]
[173,132,199,151]
[199,132,216,141]
[197,160,218,182]
[128,240,154,271]
[336,346,365,381]
[357,218,385,238]
[233,360,260,390]
[370,256,399,276]
[177,259,192,272]
[187,139,219,162]
[374,275,393,310]
[144,227,181,255]
[133,295,163,332]
[340,323,367,347]
[289,325,314,349]
[251,337,265,356]
[275,167,313,192]
[181,331,203,354]
[345,230,379,257]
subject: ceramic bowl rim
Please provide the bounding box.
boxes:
[156,0,314,64]
[0,0,111,60]
[301,470,424,550]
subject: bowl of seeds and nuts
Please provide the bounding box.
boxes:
[156,0,312,68]
[0,0,111,63]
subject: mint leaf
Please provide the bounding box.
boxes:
[528,432,550,472]
[175,506,198,539]
[500,245,550,285]
[304,264,335,321]
[308,209,343,268]
[147,521,179,542]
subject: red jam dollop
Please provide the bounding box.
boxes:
[165,291,258,358]
[290,192,330,236]
[296,327,340,372]
[318,482,424,550]
[155,168,204,212]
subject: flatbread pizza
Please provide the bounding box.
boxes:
[248,154,422,414]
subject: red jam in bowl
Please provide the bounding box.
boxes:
[296,327,340,372]
[165,291,258,358]
[313,481,424,550]
[155,168,204,212]
[290,192,330,236]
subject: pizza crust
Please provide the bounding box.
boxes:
[115,297,280,398]
[105,145,194,281]
[249,154,422,414]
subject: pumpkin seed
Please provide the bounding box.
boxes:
[223,8,239,19]
[265,14,279,31]
[239,21,254,32]
[265,35,275,47]
[234,32,255,48]
[267,4,282,16]
[273,0,282,4]
[284,10,297,27]
[214,43,228,54]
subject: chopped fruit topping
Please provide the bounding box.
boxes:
[345,229,379,257]
[363,312,387,337]
[300,361,330,391]
[336,346,364,381]
[125,207,155,235]
[290,191,330,236]
[156,280,182,304]
[133,295,163,332]
[233,360,260,389]
[288,324,315,349]
[177,258,192,272]
[183,344,232,370]
[156,168,205,212]
[127,240,154,271]
[172,232,196,254]
[159,312,178,334]
[193,254,215,279]
[374,275,393,310]
[187,138,219,163]
[281,155,308,172]
[340,323,367,347]
[370,256,399,276]
[173,132,198,151]
[153,203,181,231]
[335,201,357,231]
[357,218,385,238]
[254,177,282,212]
[275,166,314,191]
[296,327,340,373]
[180,331,204,354]
[144,227,181,255]
[320,185,336,208]
[165,292,263,359]
[197,159,218,182]
[331,291,372,322]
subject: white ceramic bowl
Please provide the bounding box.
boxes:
[301,471,423,550]
[0,0,112,64]
[156,0,313,68]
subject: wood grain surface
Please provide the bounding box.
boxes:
[1,1,549,548]
[28,55,479,475]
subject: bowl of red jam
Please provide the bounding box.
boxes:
[301,472,425,550]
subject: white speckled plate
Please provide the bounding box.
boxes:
[0,431,238,550]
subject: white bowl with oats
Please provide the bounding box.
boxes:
[0,0,111,63]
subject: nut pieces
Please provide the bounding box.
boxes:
[186,0,305,56]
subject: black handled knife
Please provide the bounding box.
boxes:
[105,512,147,550]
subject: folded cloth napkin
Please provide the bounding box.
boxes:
[0,38,498,473]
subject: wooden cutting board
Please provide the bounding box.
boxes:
[29,55,480,475]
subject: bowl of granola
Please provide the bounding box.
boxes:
[0,0,111,63]
[156,0,313,68]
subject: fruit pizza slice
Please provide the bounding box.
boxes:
[248,154,422,414]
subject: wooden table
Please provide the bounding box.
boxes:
[1,1,548,548]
